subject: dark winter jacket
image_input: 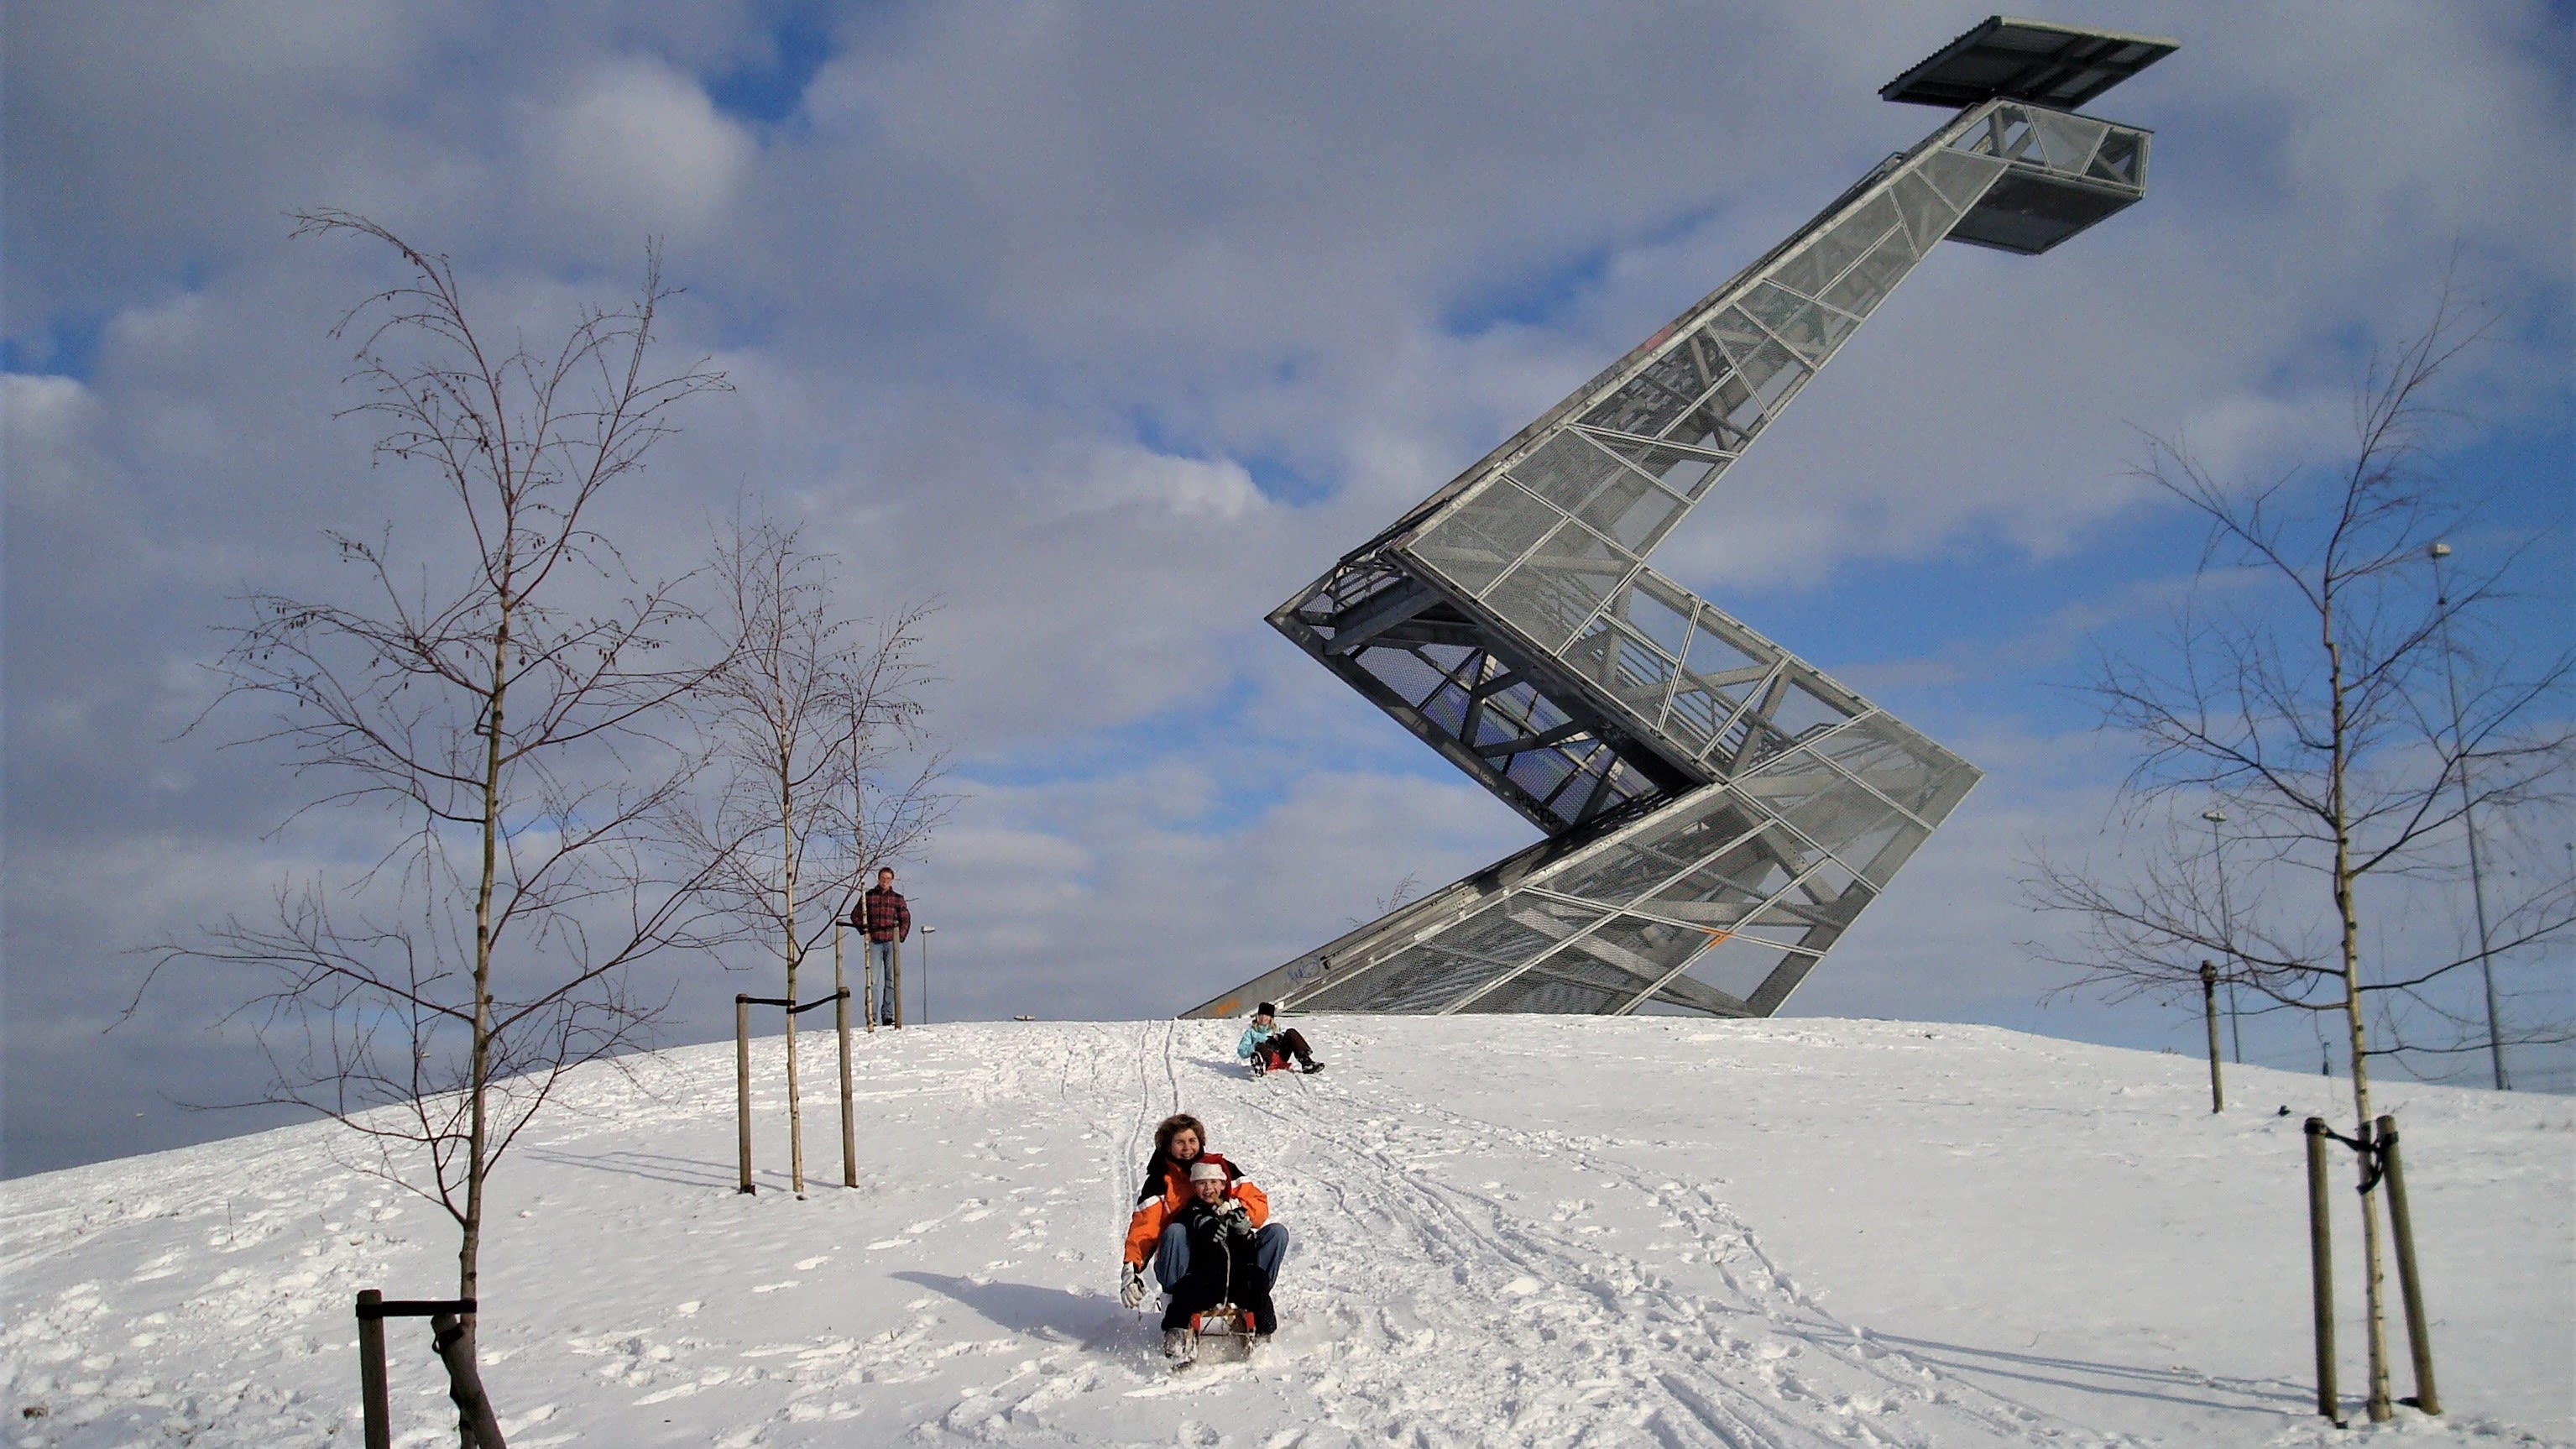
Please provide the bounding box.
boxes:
[1158,1195,1274,1331]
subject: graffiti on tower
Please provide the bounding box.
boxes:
[1188,18,2176,1019]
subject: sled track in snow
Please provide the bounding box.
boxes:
[16,1019,2563,1446]
[957,1018,2142,1447]
[1188,1033,2137,1449]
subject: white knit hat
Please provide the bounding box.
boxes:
[1189,1162,1227,1183]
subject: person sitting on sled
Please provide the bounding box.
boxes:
[1236,1002,1324,1075]
[1121,1113,1288,1311]
[1157,1161,1279,1357]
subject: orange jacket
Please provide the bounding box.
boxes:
[1123,1151,1270,1267]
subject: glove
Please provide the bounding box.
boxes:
[1119,1263,1147,1309]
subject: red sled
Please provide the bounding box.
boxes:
[1188,1302,1259,1359]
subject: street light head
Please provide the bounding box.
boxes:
[2428,541,2453,560]
[2202,810,2226,824]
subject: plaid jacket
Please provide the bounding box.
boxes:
[854,885,910,944]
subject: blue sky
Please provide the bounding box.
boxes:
[6,1,2570,1176]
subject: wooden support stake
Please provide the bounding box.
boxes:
[2305,1117,2341,1424]
[835,939,858,1189]
[2199,960,2223,1113]
[735,994,755,1195]
[357,1289,391,1449]
[2377,1115,2439,1415]
[889,939,905,1029]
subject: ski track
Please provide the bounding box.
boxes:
[4,1019,2562,1448]
[1204,1038,2125,1449]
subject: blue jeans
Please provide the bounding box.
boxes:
[866,939,899,1023]
[1152,1221,1289,1293]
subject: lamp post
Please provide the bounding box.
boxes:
[2202,808,2242,1063]
[2429,541,2508,1091]
[921,925,935,1026]
[2198,960,2224,1112]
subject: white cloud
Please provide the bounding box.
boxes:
[531,58,754,240]
[1060,445,1265,523]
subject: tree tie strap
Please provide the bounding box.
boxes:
[2313,1122,2388,1194]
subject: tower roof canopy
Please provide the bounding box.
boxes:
[1882,16,2176,110]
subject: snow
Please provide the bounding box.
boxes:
[5,1017,2569,1447]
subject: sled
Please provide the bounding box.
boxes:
[1247,1051,1319,1078]
[1186,1301,1260,1362]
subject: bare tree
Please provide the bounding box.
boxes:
[2026,280,2575,1421]
[135,213,733,1447]
[676,513,944,1195]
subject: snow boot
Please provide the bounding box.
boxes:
[1163,1327,1195,1367]
[1301,1060,1325,1075]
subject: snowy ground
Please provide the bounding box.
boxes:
[4,1017,2570,1448]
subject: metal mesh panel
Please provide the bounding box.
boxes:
[1753,752,1916,874]
[2030,110,2110,173]
[1355,644,1444,708]
[1584,431,1728,498]
[1572,466,1686,553]
[1502,743,1581,808]
[1844,816,1931,889]
[1551,791,1748,902]
[1821,227,1923,317]
[1421,681,1471,735]
[1458,972,1629,1013]
[1578,912,1722,981]
[1676,935,1803,1007]
[1293,944,1485,1012]
[1581,343,1725,440]
[1806,712,1979,825]
[1890,170,1963,254]
[1565,619,1675,718]
[1484,521,1633,652]
[2090,129,2142,184]
[1769,192,1899,299]
[1646,829,1799,913]
[1410,479,1559,595]
[1511,431,1628,513]
[1621,576,1696,656]
[1918,145,2007,210]
[1743,280,1856,364]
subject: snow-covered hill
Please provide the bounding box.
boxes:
[5,1017,2569,1447]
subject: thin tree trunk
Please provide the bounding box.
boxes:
[459,586,511,1448]
[2326,626,2392,1423]
[781,788,805,1197]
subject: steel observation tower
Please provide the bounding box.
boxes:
[1189,18,2176,1020]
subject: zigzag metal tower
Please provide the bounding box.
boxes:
[1187,18,2176,1021]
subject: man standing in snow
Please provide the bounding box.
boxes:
[850,866,910,1028]
[1236,1002,1323,1075]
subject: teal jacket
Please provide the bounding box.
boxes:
[1236,1022,1282,1059]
